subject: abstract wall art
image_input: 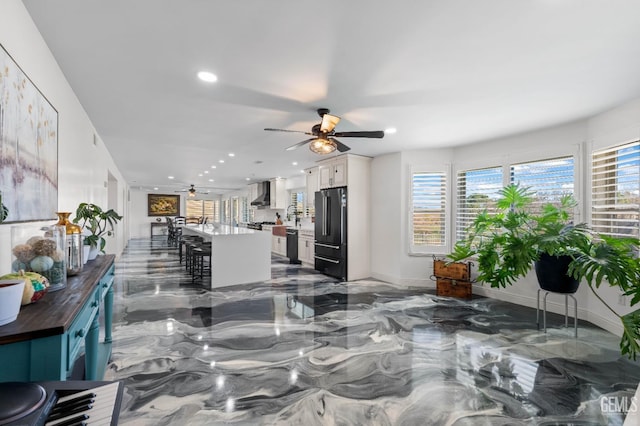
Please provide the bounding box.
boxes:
[0,43,58,223]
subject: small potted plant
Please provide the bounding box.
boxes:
[0,191,8,223]
[449,184,640,359]
[73,203,122,260]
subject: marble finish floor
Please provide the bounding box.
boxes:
[105,239,640,425]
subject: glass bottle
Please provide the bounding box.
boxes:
[56,212,83,276]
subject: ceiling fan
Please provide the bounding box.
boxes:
[264,108,384,154]
[175,184,208,197]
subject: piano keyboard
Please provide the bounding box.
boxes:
[2,381,123,426]
[45,382,121,426]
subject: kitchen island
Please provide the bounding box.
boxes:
[181,224,271,287]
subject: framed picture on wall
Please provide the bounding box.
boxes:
[148,194,180,216]
[0,43,58,223]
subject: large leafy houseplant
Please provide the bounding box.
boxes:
[449,184,640,359]
[73,203,123,253]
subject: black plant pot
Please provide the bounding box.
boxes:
[534,253,580,294]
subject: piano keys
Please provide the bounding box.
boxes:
[0,381,124,426]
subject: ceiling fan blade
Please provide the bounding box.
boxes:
[320,113,341,133]
[286,138,316,151]
[330,138,351,153]
[332,130,385,138]
[265,128,313,135]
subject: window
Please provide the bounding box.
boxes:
[510,156,575,214]
[288,190,305,220]
[186,199,220,223]
[240,196,251,223]
[592,141,640,238]
[456,166,503,241]
[454,156,575,243]
[222,199,230,224]
[410,171,447,252]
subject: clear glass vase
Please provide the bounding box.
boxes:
[11,224,67,292]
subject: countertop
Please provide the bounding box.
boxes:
[181,224,262,236]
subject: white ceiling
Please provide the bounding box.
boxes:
[22,0,640,195]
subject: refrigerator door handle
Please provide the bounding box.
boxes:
[315,242,340,250]
[314,255,340,264]
[322,193,327,236]
[340,190,345,244]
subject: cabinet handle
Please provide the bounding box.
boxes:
[76,329,85,338]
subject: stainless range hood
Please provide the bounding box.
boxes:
[250,181,271,208]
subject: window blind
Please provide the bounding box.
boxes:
[510,156,574,214]
[411,172,447,248]
[186,199,220,223]
[288,191,305,219]
[456,166,503,241]
[592,141,640,238]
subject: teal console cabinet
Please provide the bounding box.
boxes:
[0,255,115,382]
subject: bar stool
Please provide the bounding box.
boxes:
[191,242,212,283]
[181,236,203,269]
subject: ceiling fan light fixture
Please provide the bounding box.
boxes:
[309,138,337,154]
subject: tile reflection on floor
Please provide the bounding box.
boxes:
[105,239,640,425]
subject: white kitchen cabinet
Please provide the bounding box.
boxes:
[305,167,319,208]
[298,229,314,265]
[272,235,286,256]
[270,178,287,209]
[318,156,347,189]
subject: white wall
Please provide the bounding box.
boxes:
[370,153,403,283]
[0,0,127,274]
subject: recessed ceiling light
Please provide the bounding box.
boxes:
[219,160,225,164]
[211,165,217,169]
[228,153,235,157]
[197,71,217,83]
[385,127,397,134]
[154,187,159,190]
[168,176,174,179]
[208,179,214,182]
[198,173,203,177]
[204,170,209,174]
[292,162,298,166]
[299,170,305,174]
[245,177,250,181]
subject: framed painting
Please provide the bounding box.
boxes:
[148,194,180,216]
[0,43,58,223]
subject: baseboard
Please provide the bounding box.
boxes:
[370,272,434,289]
[473,284,623,337]
[370,273,624,337]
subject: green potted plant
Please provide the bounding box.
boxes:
[0,191,8,223]
[73,203,122,259]
[449,184,640,359]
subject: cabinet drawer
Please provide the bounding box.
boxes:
[66,287,100,370]
[99,265,115,298]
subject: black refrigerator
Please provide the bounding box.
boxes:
[314,187,347,280]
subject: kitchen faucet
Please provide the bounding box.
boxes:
[287,205,301,227]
